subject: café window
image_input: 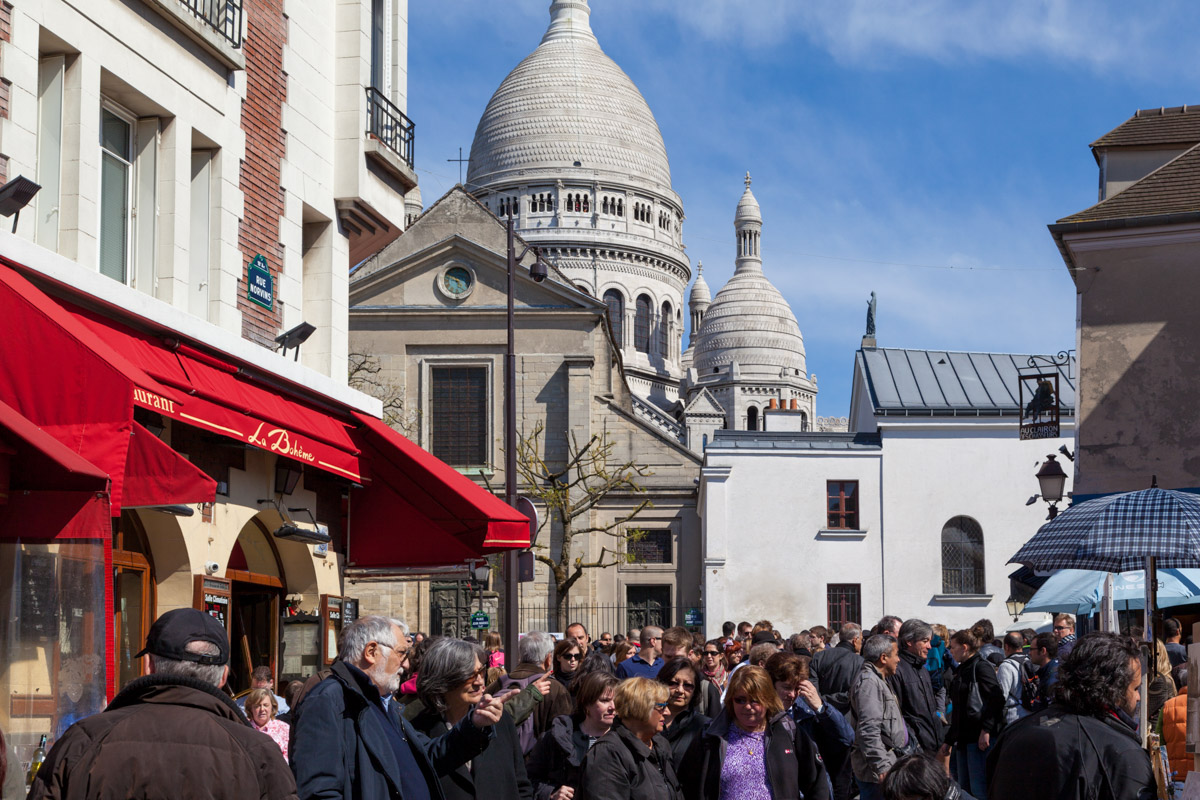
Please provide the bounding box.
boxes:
[429,365,489,468]
[826,480,859,529]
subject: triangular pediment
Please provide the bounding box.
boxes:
[683,387,725,417]
[350,189,602,312]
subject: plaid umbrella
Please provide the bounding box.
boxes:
[1010,487,1200,573]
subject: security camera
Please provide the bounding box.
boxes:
[204,561,220,575]
[530,258,548,283]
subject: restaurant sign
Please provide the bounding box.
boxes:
[1018,372,1061,440]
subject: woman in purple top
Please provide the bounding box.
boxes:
[681,666,831,800]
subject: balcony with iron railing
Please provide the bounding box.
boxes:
[364,87,416,190]
[144,0,245,69]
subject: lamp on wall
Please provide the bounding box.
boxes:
[1005,597,1026,622]
[274,459,303,495]
[274,322,316,361]
[0,175,41,233]
[275,507,330,545]
[1034,454,1068,520]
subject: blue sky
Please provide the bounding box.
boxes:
[407,1,1199,417]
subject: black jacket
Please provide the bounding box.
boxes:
[290,661,492,800]
[28,675,297,800]
[410,706,533,800]
[526,715,590,800]
[945,654,1005,747]
[811,642,864,713]
[681,712,831,800]
[661,708,709,775]
[889,649,941,753]
[986,705,1155,800]
[579,723,682,800]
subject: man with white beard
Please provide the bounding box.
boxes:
[291,615,515,800]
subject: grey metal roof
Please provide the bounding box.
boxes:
[857,348,1076,416]
[708,431,882,450]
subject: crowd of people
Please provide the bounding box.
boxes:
[17,607,1173,800]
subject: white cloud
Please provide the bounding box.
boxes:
[636,0,1186,75]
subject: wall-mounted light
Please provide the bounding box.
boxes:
[0,175,41,233]
[1034,454,1068,520]
[274,460,303,495]
[274,321,316,361]
[1005,597,1026,622]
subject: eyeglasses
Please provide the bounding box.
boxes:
[652,702,669,712]
[702,650,721,657]
[459,666,487,685]
[667,679,695,690]
[561,653,583,662]
[1053,626,1072,631]
[732,696,763,707]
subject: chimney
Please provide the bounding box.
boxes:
[768,398,779,410]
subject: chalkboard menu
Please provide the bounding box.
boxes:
[320,595,344,665]
[20,552,57,641]
[343,598,359,625]
[193,576,232,632]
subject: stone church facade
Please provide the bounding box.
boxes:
[348,189,701,634]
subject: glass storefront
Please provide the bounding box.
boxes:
[1,539,107,768]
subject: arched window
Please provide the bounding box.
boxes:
[634,294,652,353]
[617,199,624,217]
[602,197,609,215]
[603,290,624,347]
[659,301,671,356]
[582,195,590,213]
[942,516,985,594]
[746,406,759,431]
[800,411,809,432]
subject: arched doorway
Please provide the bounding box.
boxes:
[113,511,155,690]
[227,517,286,693]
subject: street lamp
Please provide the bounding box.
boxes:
[1035,454,1068,519]
[1005,597,1026,622]
[504,212,549,664]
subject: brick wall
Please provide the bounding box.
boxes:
[237,0,287,346]
[0,2,12,42]
[0,2,12,176]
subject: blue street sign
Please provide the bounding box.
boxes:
[247,254,273,310]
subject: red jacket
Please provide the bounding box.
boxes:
[1162,685,1191,781]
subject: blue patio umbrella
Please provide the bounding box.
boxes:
[1010,487,1200,573]
[1024,568,1200,615]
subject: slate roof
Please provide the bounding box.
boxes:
[708,430,881,450]
[1056,143,1200,225]
[1091,105,1200,149]
[856,348,1076,416]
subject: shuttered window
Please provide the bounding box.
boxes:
[430,366,488,468]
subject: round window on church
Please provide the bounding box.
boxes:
[437,264,476,301]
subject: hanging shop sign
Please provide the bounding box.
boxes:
[1018,372,1061,440]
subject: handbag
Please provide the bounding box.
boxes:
[965,660,984,718]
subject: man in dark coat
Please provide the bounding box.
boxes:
[28,608,297,800]
[987,632,1155,800]
[888,618,941,754]
[291,615,510,800]
[811,622,864,713]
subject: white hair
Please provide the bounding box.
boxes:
[149,641,225,686]
[518,631,555,665]
[339,615,404,664]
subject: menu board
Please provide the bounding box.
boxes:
[194,576,232,632]
[320,595,344,665]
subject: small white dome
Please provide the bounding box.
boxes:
[735,173,761,224]
[689,261,711,304]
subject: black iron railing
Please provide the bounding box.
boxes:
[365,87,415,168]
[180,0,243,48]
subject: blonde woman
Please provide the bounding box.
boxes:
[579,677,681,800]
[244,687,289,759]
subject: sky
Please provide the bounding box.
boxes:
[406,1,1200,417]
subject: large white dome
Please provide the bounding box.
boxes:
[467,0,672,192]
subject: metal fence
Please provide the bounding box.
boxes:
[518,602,690,636]
[365,87,415,167]
[180,0,243,48]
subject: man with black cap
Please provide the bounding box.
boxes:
[27,608,297,800]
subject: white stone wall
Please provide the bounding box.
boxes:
[700,420,1073,637]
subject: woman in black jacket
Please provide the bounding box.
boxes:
[526,672,619,800]
[681,665,830,800]
[655,657,710,774]
[579,677,682,800]
[939,628,1004,800]
[412,638,534,800]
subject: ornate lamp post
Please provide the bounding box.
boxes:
[1035,454,1068,519]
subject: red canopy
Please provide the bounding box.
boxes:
[348,412,530,570]
[122,422,217,508]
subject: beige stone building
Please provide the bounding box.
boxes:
[348,188,702,635]
[1049,106,1200,497]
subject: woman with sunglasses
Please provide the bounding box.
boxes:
[656,657,710,775]
[681,665,830,800]
[412,638,533,800]
[527,672,619,800]
[554,639,585,691]
[699,640,728,692]
[579,677,682,800]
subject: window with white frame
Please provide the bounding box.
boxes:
[99,107,134,283]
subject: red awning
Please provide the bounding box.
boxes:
[122,422,217,508]
[68,305,363,483]
[0,396,109,493]
[347,413,530,570]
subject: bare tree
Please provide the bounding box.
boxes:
[347,350,419,436]
[510,421,653,631]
